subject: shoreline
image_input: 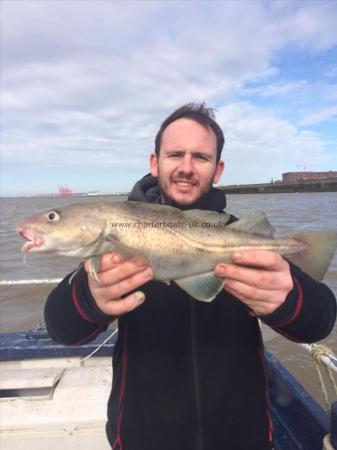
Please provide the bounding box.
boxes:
[219,181,337,194]
[2,182,337,199]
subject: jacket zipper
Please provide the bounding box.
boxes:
[190,298,204,450]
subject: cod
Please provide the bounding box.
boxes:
[17,201,337,302]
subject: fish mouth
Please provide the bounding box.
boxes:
[18,228,45,253]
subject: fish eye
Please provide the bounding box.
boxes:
[46,211,61,222]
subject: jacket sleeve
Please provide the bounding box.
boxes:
[261,263,336,343]
[44,266,114,346]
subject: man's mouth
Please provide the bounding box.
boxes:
[174,180,196,188]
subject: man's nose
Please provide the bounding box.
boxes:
[179,155,194,174]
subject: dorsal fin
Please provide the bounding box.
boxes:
[226,212,275,237]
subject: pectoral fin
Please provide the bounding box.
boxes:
[174,272,225,302]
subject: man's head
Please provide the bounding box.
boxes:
[154,103,224,162]
[150,103,225,206]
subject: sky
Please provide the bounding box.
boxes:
[1,0,337,197]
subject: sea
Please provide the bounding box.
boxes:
[1,192,337,405]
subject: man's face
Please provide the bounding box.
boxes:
[150,118,224,206]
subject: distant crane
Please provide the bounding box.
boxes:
[58,185,73,197]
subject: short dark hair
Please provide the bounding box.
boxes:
[154,102,224,162]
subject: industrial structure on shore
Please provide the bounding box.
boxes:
[222,170,337,194]
[282,171,337,184]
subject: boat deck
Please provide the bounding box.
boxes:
[0,327,336,450]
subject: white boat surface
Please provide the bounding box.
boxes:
[0,356,112,450]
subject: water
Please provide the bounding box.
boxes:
[0,195,124,331]
[1,192,337,405]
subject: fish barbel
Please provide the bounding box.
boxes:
[17,201,337,301]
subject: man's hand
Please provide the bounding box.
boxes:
[214,250,294,316]
[84,253,154,317]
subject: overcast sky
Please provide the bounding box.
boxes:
[1,0,337,196]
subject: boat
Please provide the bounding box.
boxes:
[1,324,336,450]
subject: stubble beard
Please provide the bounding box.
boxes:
[158,175,215,209]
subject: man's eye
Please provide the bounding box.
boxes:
[195,154,209,161]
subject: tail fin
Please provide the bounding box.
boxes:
[287,230,337,281]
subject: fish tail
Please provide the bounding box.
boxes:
[287,230,337,281]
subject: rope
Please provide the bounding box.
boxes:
[301,343,337,374]
[80,328,118,362]
[301,343,337,412]
[323,434,335,450]
[0,278,63,285]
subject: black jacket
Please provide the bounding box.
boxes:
[45,175,336,450]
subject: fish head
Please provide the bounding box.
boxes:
[16,205,106,256]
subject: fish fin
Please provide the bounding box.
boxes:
[127,201,180,214]
[174,272,224,302]
[184,209,232,227]
[287,230,337,281]
[226,212,275,237]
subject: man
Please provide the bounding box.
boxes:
[45,103,336,450]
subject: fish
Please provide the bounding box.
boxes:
[16,201,337,302]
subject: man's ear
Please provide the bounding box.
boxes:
[213,160,225,184]
[150,153,158,177]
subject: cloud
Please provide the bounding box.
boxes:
[325,64,337,78]
[1,0,337,195]
[240,80,308,98]
[299,106,337,126]
[216,102,329,184]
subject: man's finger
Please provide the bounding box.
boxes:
[103,291,146,316]
[231,250,285,269]
[84,252,123,273]
[214,263,278,290]
[224,280,287,314]
[224,279,271,302]
[90,259,151,287]
[104,267,154,298]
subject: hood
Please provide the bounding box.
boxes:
[128,173,227,212]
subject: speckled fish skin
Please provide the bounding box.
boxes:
[17,201,337,285]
